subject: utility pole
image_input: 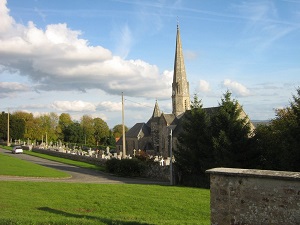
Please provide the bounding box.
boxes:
[122,92,126,158]
[46,132,48,148]
[169,128,173,185]
[7,108,10,146]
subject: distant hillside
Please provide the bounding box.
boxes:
[251,120,271,127]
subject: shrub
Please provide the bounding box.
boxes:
[105,158,146,177]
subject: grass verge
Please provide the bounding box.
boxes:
[1,145,105,172]
[0,152,69,178]
[0,182,210,225]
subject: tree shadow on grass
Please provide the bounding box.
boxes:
[38,207,153,225]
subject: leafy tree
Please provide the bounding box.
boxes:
[175,94,214,187]
[10,114,25,140]
[80,115,95,145]
[211,91,257,168]
[58,113,73,140]
[0,111,25,141]
[106,130,116,147]
[112,124,128,138]
[258,88,300,171]
[0,112,9,141]
[93,117,110,145]
[64,122,84,144]
[12,111,34,140]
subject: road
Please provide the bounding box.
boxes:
[0,148,169,185]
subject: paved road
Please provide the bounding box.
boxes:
[0,148,169,185]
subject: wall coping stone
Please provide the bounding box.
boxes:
[206,167,300,181]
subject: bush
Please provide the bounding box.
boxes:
[105,158,146,177]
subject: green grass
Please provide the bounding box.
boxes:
[0,146,210,224]
[0,152,69,178]
[1,145,105,172]
[25,150,105,171]
[0,182,210,225]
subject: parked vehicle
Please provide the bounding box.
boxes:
[12,146,23,154]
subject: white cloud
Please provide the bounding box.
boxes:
[222,79,250,97]
[51,100,96,112]
[0,82,30,92]
[197,80,210,93]
[98,101,122,112]
[0,1,171,99]
[184,50,198,60]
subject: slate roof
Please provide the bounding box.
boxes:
[116,122,151,145]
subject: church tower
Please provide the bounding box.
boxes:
[172,24,190,117]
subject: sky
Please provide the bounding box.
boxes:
[1,0,300,128]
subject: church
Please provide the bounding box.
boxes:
[116,24,253,157]
[116,24,193,157]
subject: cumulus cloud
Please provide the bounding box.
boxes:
[51,100,96,112]
[197,80,210,93]
[97,101,122,112]
[222,79,250,97]
[0,1,170,99]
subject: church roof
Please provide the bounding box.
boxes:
[161,113,177,125]
[125,122,150,138]
[116,122,151,145]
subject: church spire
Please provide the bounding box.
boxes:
[172,23,190,116]
[152,100,161,118]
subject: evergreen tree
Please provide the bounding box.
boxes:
[175,94,214,187]
[211,91,256,168]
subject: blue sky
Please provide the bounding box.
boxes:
[1,0,300,128]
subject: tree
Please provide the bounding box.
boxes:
[93,117,109,146]
[64,122,84,144]
[58,113,73,140]
[10,114,25,140]
[257,88,300,171]
[174,94,214,187]
[12,111,33,139]
[112,124,128,138]
[0,112,9,141]
[211,91,257,168]
[80,115,95,145]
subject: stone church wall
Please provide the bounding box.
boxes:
[206,168,300,225]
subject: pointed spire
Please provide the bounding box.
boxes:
[173,23,185,85]
[172,23,191,116]
[152,100,161,118]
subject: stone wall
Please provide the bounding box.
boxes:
[206,168,300,225]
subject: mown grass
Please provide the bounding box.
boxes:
[0,152,69,178]
[0,182,210,225]
[1,145,105,171]
[0,147,210,224]
[25,150,105,171]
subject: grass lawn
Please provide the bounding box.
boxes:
[0,182,210,225]
[1,145,105,171]
[0,152,69,178]
[0,147,211,224]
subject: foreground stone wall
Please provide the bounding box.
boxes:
[206,168,300,225]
